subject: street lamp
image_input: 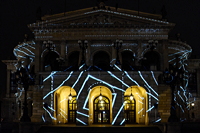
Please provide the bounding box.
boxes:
[15,67,35,122]
[147,40,158,50]
[43,40,55,51]
[113,39,123,65]
[78,40,88,66]
[163,65,184,122]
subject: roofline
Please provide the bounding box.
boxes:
[28,6,175,30]
[42,6,162,21]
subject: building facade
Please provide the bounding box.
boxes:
[2,3,195,126]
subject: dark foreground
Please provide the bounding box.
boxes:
[0,122,200,133]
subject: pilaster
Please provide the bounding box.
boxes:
[162,40,169,71]
[157,84,171,122]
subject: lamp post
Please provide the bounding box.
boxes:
[15,67,35,122]
[163,64,184,122]
[78,40,88,66]
[113,39,123,65]
[43,40,55,51]
[147,40,158,50]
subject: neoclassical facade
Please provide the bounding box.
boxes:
[2,3,194,126]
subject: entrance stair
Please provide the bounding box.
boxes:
[36,125,162,133]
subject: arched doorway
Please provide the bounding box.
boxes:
[89,86,112,125]
[54,86,77,124]
[122,51,136,71]
[93,51,111,71]
[124,95,136,123]
[124,86,148,124]
[67,51,80,71]
[142,51,160,71]
[94,94,110,123]
[43,51,59,71]
[68,95,77,123]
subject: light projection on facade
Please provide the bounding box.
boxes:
[12,38,192,125]
[42,64,156,125]
[39,41,192,125]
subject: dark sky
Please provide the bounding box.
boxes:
[0,0,200,60]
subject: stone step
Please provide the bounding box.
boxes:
[36,126,162,133]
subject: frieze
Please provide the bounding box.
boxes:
[32,26,168,36]
[35,34,168,40]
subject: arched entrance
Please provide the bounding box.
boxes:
[142,51,160,71]
[94,94,110,123]
[54,86,77,124]
[124,95,136,123]
[67,51,80,71]
[124,86,148,124]
[93,51,111,71]
[68,95,77,123]
[122,51,136,71]
[89,86,112,125]
[43,51,59,71]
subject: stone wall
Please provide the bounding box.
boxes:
[158,85,171,122]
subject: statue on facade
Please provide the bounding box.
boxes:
[97,0,108,9]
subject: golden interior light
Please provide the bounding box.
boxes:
[99,95,103,100]
[69,93,72,100]
[130,93,134,100]
[69,87,73,100]
[130,87,134,100]
[99,87,103,100]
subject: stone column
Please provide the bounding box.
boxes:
[162,40,169,71]
[6,69,11,97]
[34,41,42,84]
[111,45,116,67]
[86,40,91,67]
[136,40,142,66]
[197,69,200,97]
[31,86,43,122]
[60,41,66,58]
[157,85,171,122]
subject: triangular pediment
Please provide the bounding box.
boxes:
[29,6,174,29]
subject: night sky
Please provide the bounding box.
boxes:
[1,0,200,60]
[0,0,200,95]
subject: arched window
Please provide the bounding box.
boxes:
[68,97,77,123]
[44,51,59,71]
[122,51,135,71]
[54,86,77,124]
[93,95,110,123]
[142,51,160,71]
[67,51,80,71]
[93,51,111,71]
[124,96,136,123]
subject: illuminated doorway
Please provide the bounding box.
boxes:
[94,94,110,123]
[124,86,148,124]
[68,94,77,123]
[124,95,136,123]
[89,86,112,125]
[54,86,77,124]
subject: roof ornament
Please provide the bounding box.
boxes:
[97,0,107,9]
[115,3,118,11]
